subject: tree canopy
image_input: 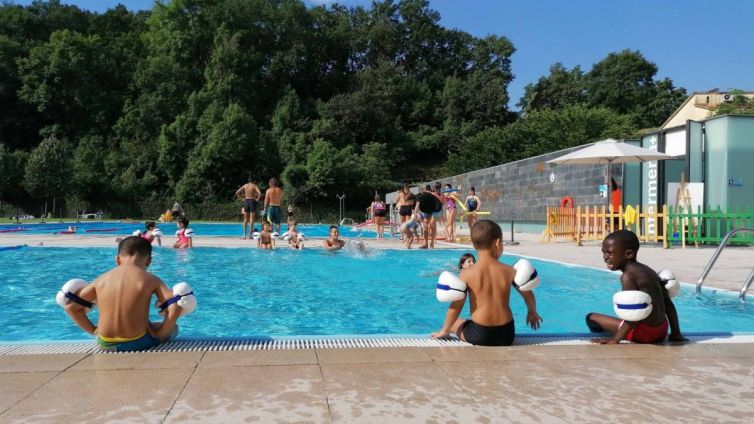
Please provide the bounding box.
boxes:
[0,1,691,218]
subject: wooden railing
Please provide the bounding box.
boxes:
[543,205,667,247]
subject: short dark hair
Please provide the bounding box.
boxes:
[425,184,431,191]
[329,225,338,231]
[470,219,502,249]
[269,177,278,187]
[178,217,189,228]
[145,221,156,230]
[605,229,639,252]
[118,236,152,258]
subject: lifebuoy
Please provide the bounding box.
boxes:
[560,195,574,209]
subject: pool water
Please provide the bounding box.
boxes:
[0,222,383,238]
[1,247,752,342]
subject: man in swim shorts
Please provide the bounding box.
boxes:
[587,230,686,344]
[414,185,441,248]
[236,176,261,239]
[323,225,345,251]
[263,177,284,234]
[63,236,180,352]
[431,220,542,346]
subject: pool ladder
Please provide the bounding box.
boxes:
[695,228,754,301]
[339,218,355,226]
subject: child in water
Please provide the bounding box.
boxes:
[173,217,193,249]
[457,253,476,270]
[258,221,275,250]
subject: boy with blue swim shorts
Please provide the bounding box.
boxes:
[63,236,180,351]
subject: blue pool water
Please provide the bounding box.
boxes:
[0,222,382,238]
[0,247,752,342]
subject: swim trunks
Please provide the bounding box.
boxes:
[267,205,282,224]
[243,199,257,213]
[623,319,668,343]
[96,332,161,352]
[399,205,414,216]
[417,193,441,215]
[466,198,478,212]
[460,319,515,346]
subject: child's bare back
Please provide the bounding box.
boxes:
[462,259,516,327]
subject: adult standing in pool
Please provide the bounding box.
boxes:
[263,177,284,234]
[235,176,261,239]
[465,187,482,231]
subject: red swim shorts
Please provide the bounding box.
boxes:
[624,319,669,343]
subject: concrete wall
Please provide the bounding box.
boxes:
[388,144,622,222]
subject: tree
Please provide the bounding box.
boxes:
[23,135,71,214]
[714,90,754,116]
[518,63,586,112]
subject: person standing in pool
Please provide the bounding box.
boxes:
[236,176,261,239]
[323,225,345,251]
[587,230,686,344]
[464,187,482,230]
[63,236,180,351]
[263,177,284,234]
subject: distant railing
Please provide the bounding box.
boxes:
[667,205,753,246]
[543,205,667,247]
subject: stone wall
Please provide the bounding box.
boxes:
[389,144,622,222]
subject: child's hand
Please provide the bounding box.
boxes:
[526,311,542,330]
[431,330,451,339]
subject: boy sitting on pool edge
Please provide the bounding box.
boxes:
[587,230,686,344]
[63,236,180,351]
[431,220,542,346]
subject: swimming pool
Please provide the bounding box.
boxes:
[0,222,383,238]
[1,247,752,342]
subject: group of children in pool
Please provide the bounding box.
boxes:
[64,219,685,352]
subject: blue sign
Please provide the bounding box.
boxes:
[728,178,743,187]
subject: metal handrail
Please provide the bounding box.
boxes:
[739,269,754,301]
[339,218,355,226]
[695,228,754,298]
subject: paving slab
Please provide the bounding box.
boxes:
[199,349,317,368]
[0,368,193,423]
[165,364,329,423]
[0,372,57,415]
[0,354,87,373]
[71,351,204,371]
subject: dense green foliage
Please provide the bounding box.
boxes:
[714,90,754,116]
[0,1,688,219]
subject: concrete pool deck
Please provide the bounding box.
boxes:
[2,230,753,422]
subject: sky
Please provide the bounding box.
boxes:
[12,0,754,110]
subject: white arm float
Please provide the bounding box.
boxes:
[436,271,467,302]
[55,279,94,311]
[282,231,292,241]
[272,231,279,239]
[157,282,196,317]
[513,259,540,291]
[252,231,261,240]
[132,230,142,236]
[184,229,194,237]
[298,233,305,241]
[152,229,162,237]
[613,290,652,321]
[658,270,680,298]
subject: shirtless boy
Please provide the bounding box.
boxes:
[323,225,345,251]
[587,230,686,344]
[264,177,284,234]
[63,236,180,351]
[431,220,542,346]
[258,221,275,250]
[236,176,261,239]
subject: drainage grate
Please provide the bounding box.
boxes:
[1,333,751,355]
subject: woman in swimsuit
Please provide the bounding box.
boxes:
[368,194,388,239]
[443,183,458,242]
[465,187,482,231]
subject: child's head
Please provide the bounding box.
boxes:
[145,221,157,231]
[290,220,297,231]
[374,193,381,201]
[329,225,339,238]
[434,182,442,192]
[444,183,452,190]
[470,220,503,257]
[469,186,476,195]
[458,253,476,270]
[602,230,639,271]
[177,217,189,229]
[424,184,431,192]
[263,221,272,231]
[117,236,152,266]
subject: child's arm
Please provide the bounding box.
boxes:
[515,288,543,330]
[663,289,687,342]
[149,282,181,342]
[64,284,98,335]
[431,299,465,338]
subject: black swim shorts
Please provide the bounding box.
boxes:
[399,205,413,216]
[460,319,515,346]
[374,209,387,217]
[243,199,257,213]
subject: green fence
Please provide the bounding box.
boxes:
[667,205,753,246]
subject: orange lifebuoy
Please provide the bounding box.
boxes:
[560,195,574,209]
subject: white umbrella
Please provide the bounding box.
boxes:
[547,138,674,209]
